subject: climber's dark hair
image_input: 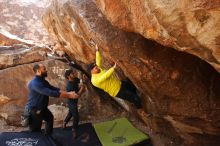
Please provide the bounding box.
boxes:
[33,64,40,73]
[87,62,96,73]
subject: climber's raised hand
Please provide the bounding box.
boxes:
[113,63,117,69]
[95,44,99,52]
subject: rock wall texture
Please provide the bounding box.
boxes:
[0,44,48,70]
[0,31,50,69]
[43,0,220,146]
[0,60,68,125]
[96,0,220,73]
[0,0,52,44]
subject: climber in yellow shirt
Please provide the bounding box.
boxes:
[87,44,142,108]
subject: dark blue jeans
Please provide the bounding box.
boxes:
[29,108,54,135]
[64,100,79,130]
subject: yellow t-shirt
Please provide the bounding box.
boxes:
[91,51,121,97]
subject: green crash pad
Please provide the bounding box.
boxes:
[93,118,149,146]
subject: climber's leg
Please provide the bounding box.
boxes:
[116,81,142,108]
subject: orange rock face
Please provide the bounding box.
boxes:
[43,0,220,146]
[96,0,220,73]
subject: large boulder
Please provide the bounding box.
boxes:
[0,30,50,70]
[43,0,220,146]
[0,44,48,69]
[96,0,220,73]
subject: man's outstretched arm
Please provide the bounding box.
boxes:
[59,91,79,99]
[32,83,79,99]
